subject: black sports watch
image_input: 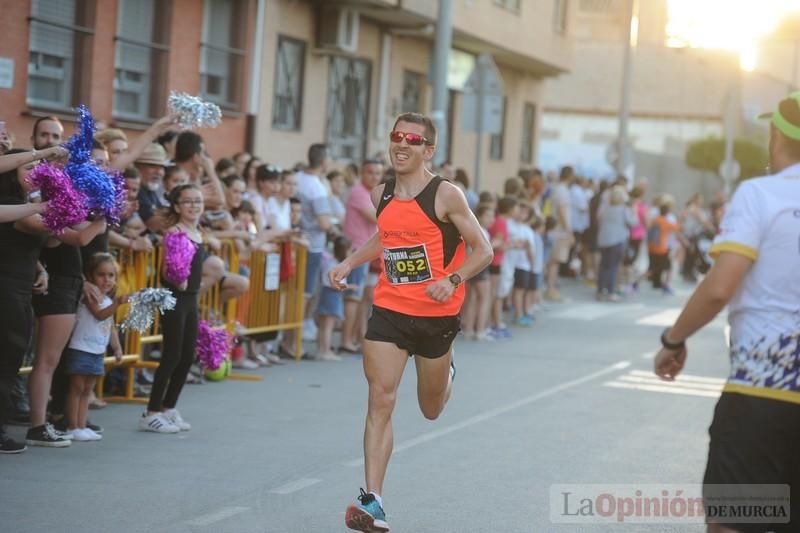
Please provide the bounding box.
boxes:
[448,273,462,288]
[660,328,685,350]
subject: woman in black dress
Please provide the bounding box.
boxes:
[0,152,48,454]
[0,151,105,452]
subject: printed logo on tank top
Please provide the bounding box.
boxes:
[383,243,432,284]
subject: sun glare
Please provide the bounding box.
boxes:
[665,0,800,70]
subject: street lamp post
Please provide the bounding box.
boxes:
[431,0,453,167]
[616,0,638,177]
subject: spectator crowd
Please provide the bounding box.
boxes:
[0,111,723,453]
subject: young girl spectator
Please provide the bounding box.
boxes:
[65,253,124,441]
[140,184,205,434]
[163,165,190,195]
[251,164,282,231]
[529,216,546,314]
[509,202,535,326]
[489,196,516,339]
[316,236,351,361]
[268,170,296,231]
[461,204,496,341]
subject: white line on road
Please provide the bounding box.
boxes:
[628,369,725,385]
[269,478,322,495]
[343,360,632,468]
[636,308,682,326]
[551,303,644,321]
[616,375,723,391]
[604,380,721,398]
[186,506,250,526]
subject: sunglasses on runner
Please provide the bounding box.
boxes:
[389,130,431,146]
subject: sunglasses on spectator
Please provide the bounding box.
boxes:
[390,130,431,146]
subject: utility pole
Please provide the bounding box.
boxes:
[431,0,453,167]
[616,0,637,177]
[720,72,741,195]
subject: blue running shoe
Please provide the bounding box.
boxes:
[345,488,389,532]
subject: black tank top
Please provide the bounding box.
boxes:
[0,198,48,284]
[40,243,83,279]
[161,240,206,295]
[81,229,110,267]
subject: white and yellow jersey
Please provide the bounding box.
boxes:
[710,162,800,404]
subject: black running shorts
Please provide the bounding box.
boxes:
[365,306,459,359]
[702,392,800,532]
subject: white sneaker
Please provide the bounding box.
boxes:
[474,330,496,342]
[163,408,191,431]
[302,319,318,341]
[70,428,93,442]
[139,412,180,433]
[317,352,342,361]
[83,427,102,441]
[232,358,259,370]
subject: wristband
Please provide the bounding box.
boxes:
[660,328,685,350]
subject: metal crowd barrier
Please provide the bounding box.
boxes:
[93,241,307,403]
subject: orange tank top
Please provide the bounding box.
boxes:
[373,176,466,317]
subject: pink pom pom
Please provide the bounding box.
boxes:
[196,320,231,370]
[27,162,89,234]
[163,232,197,285]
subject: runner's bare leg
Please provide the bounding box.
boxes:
[414,346,454,420]
[363,339,409,495]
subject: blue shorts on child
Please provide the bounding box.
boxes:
[316,286,344,320]
[64,348,105,376]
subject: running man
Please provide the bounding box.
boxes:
[329,113,493,532]
[654,92,800,533]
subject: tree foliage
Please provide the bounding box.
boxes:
[685,136,768,181]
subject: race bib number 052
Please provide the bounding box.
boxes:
[383,244,432,284]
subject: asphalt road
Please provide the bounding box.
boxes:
[1,279,730,533]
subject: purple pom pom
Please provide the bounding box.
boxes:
[27,162,88,234]
[196,320,231,370]
[163,232,197,285]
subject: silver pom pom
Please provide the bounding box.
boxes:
[168,91,222,129]
[120,288,178,333]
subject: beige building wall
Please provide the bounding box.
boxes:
[451,68,545,192]
[544,0,796,129]
[255,0,323,167]
[253,0,572,194]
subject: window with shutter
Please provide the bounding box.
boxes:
[27,0,94,110]
[272,36,306,131]
[200,0,246,110]
[113,0,171,121]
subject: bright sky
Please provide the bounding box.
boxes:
[665,0,800,71]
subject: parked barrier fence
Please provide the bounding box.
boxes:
[18,242,307,404]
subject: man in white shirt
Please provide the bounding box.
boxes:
[288,144,333,349]
[545,166,574,301]
[654,92,800,532]
[570,176,590,277]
